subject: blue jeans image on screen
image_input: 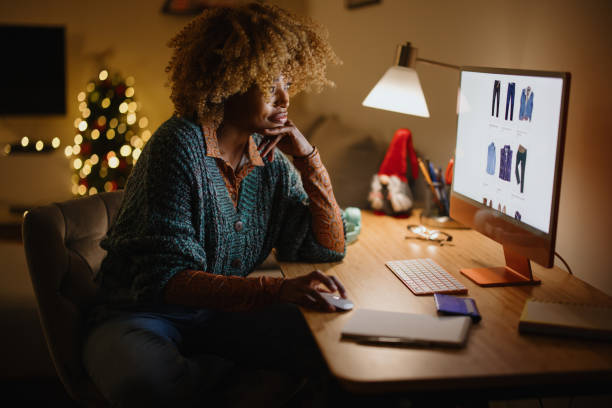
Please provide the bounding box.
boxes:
[505,82,515,121]
[492,80,500,117]
[515,145,527,193]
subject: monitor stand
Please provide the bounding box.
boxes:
[460,246,541,287]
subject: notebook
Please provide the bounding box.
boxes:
[341,308,472,348]
[518,299,612,340]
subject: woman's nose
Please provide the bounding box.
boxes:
[275,89,289,108]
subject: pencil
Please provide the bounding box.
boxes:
[418,157,445,213]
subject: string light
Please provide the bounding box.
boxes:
[120,144,132,157]
[35,141,44,151]
[108,156,120,168]
[21,136,29,147]
[132,148,142,161]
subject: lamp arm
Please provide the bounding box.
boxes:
[416,57,460,71]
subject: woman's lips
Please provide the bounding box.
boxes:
[269,112,287,124]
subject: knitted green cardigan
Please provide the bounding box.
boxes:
[96,116,346,305]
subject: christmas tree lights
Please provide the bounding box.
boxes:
[70,69,150,196]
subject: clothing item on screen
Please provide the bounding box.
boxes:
[492,80,501,117]
[505,82,515,121]
[499,144,513,182]
[515,145,527,193]
[515,211,522,221]
[486,142,496,175]
[519,86,534,121]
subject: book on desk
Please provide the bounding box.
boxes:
[518,299,612,340]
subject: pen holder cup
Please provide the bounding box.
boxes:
[423,181,449,218]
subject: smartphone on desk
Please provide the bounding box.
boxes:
[434,293,481,323]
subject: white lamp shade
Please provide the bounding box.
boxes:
[362,66,430,118]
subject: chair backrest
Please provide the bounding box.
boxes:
[22,191,124,407]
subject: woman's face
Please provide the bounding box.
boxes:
[224,76,291,133]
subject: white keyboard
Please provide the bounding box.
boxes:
[386,258,468,296]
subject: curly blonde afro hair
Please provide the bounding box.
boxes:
[165,2,341,126]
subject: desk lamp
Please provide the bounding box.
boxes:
[362,42,463,228]
[362,42,459,117]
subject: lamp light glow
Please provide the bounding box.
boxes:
[362,66,430,118]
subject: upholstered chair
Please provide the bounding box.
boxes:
[22,191,124,407]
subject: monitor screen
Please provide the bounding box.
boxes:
[454,69,564,234]
[0,25,66,115]
[450,67,570,283]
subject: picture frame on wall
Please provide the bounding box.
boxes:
[162,0,240,15]
[346,0,381,10]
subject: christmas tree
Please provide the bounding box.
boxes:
[68,69,151,196]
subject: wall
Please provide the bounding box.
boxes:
[303,0,612,295]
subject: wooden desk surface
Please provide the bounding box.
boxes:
[279,211,612,394]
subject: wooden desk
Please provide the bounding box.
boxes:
[279,211,612,395]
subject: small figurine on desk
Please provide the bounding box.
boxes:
[368,128,418,217]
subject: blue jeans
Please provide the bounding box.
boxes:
[492,80,500,117]
[83,303,325,407]
[505,82,515,121]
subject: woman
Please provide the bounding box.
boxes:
[83,3,347,407]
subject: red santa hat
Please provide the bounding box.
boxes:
[378,128,418,182]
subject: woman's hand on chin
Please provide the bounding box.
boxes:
[258,119,314,161]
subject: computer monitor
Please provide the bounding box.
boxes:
[450,67,570,286]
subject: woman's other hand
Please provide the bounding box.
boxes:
[258,119,314,161]
[279,270,346,312]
